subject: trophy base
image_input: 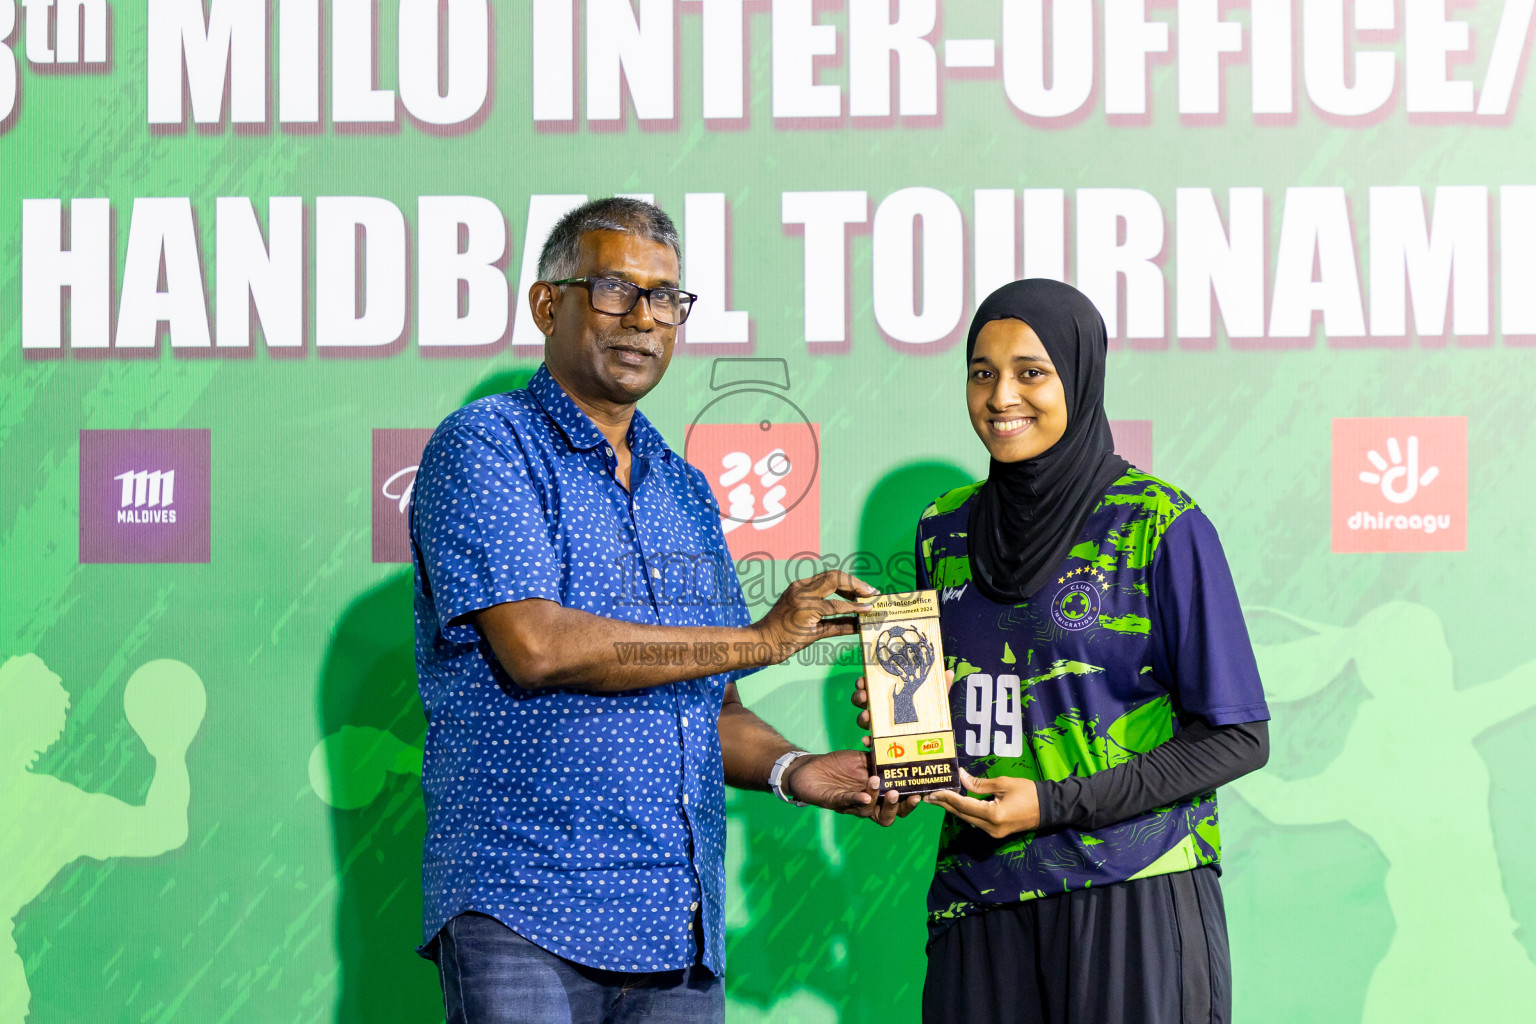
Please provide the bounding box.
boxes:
[872,740,961,797]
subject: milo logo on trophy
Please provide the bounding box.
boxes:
[857,591,960,796]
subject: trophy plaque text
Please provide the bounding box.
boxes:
[858,590,959,796]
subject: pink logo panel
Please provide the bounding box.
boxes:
[372,429,435,563]
[1109,420,1154,472]
[1332,417,1467,553]
[685,422,821,561]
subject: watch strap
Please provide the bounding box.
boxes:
[769,750,812,807]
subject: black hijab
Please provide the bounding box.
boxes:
[965,280,1130,605]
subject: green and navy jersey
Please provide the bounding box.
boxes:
[916,470,1269,931]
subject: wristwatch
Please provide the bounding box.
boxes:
[769,750,813,807]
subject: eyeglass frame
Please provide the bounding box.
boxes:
[548,276,700,326]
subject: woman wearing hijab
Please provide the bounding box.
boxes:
[858,280,1270,1024]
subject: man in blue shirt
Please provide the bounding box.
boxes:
[410,197,895,1024]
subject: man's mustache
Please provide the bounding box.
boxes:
[599,336,664,358]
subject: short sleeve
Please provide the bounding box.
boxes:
[411,418,564,645]
[1148,507,1271,727]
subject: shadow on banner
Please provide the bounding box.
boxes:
[310,369,536,1023]
[725,460,971,1024]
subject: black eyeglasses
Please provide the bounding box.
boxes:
[550,276,698,326]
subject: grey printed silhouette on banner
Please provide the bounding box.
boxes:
[1233,603,1536,1023]
[0,655,205,1024]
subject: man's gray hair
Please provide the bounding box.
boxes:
[537,197,682,281]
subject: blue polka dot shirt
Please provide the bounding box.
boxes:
[409,364,751,975]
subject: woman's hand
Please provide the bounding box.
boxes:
[923,768,1041,839]
[851,671,1037,837]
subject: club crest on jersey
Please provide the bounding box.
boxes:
[1051,567,1105,631]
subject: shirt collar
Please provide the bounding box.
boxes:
[528,364,670,462]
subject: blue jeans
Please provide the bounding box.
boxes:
[429,912,724,1024]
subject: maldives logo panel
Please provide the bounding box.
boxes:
[372,429,435,563]
[1332,417,1467,553]
[79,429,211,564]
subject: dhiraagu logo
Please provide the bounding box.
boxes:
[1332,418,1467,553]
[1358,435,1438,504]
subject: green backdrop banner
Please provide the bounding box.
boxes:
[4,2,1535,1022]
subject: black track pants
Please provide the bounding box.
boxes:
[922,866,1231,1024]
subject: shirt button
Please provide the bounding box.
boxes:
[651,567,661,579]
[690,901,699,912]
[682,793,690,806]
[681,716,689,728]
[605,446,614,456]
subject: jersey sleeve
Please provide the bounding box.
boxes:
[410,415,564,645]
[1148,507,1271,727]
[1035,718,1270,831]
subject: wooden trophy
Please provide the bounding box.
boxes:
[858,590,959,796]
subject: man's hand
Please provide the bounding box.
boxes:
[752,571,878,661]
[782,749,921,827]
[842,669,956,825]
[923,768,1040,839]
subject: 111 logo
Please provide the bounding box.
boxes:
[114,470,176,522]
